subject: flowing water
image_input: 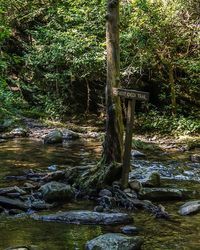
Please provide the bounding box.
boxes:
[0,138,200,250]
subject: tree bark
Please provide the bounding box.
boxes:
[103,0,124,165]
[169,65,177,116]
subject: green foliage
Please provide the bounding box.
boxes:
[137,110,200,135]
[0,0,199,129]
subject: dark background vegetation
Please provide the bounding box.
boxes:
[0,0,199,135]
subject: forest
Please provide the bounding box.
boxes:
[0,0,200,249]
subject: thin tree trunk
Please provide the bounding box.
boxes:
[169,65,176,116]
[103,0,124,164]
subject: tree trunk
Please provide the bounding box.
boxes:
[169,65,177,116]
[103,0,124,165]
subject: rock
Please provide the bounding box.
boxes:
[9,209,24,215]
[179,200,200,215]
[32,211,133,225]
[10,128,28,137]
[0,139,6,143]
[0,196,29,210]
[131,150,145,158]
[94,206,104,212]
[141,172,161,187]
[48,165,58,171]
[62,129,80,140]
[139,188,185,201]
[129,180,142,192]
[85,233,143,250]
[42,171,65,182]
[6,193,21,198]
[31,200,54,210]
[191,154,200,163]
[5,246,31,250]
[43,130,63,144]
[0,186,26,196]
[24,183,36,189]
[39,181,74,202]
[99,189,112,197]
[121,226,141,235]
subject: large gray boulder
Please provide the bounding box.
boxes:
[32,211,133,225]
[85,233,143,250]
[179,200,200,215]
[139,188,185,201]
[39,181,74,202]
[44,130,63,144]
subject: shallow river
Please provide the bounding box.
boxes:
[0,139,200,250]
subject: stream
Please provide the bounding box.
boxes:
[0,138,200,249]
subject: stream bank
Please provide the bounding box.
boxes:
[0,120,200,249]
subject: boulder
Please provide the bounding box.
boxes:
[62,129,80,140]
[141,172,161,187]
[44,130,63,144]
[129,180,142,192]
[139,188,185,201]
[10,128,28,137]
[39,181,74,201]
[5,247,31,250]
[121,226,141,235]
[131,150,145,158]
[85,233,143,250]
[99,189,112,197]
[0,196,29,210]
[179,200,200,215]
[32,211,133,225]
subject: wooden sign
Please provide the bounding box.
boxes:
[114,88,149,188]
[113,88,149,101]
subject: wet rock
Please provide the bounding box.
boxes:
[94,206,104,212]
[85,233,143,250]
[31,200,54,210]
[131,150,145,158]
[10,128,28,137]
[129,180,142,192]
[191,154,200,163]
[5,246,32,250]
[0,196,29,210]
[32,211,133,225]
[42,171,65,182]
[0,186,26,196]
[62,129,80,140]
[0,139,6,143]
[141,172,161,187]
[43,130,63,144]
[39,181,74,202]
[179,200,200,215]
[6,193,21,198]
[139,188,184,201]
[23,183,36,190]
[8,209,24,215]
[99,189,112,197]
[48,165,58,171]
[121,226,141,235]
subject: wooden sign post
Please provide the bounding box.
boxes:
[113,88,149,188]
